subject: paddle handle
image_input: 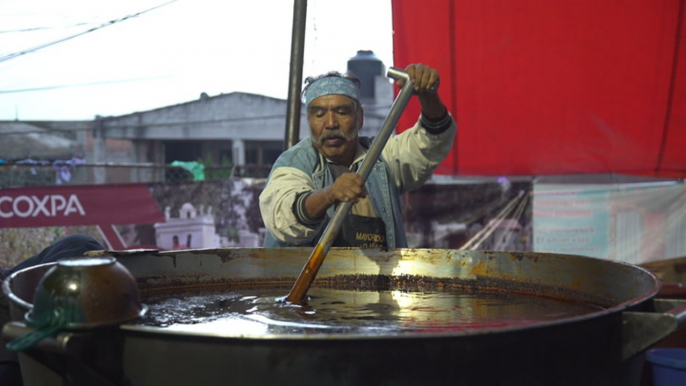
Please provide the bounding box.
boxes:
[285,67,414,304]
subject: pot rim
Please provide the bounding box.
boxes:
[4,250,662,340]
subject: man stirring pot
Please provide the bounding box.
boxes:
[260,63,456,248]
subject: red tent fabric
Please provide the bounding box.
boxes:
[392,0,686,178]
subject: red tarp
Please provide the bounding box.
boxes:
[392,0,686,178]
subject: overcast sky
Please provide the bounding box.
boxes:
[0,0,393,120]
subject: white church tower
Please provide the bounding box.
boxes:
[154,203,218,250]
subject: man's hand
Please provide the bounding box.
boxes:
[397,63,447,119]
[397,63,440,94]
[325,173,366,205]
[303,173,366,220]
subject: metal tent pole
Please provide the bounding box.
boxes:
[283,0,308,150]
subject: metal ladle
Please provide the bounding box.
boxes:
[285,67,414,304]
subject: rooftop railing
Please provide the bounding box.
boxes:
[0,163,271,188]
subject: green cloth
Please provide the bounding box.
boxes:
[171,161,205,181]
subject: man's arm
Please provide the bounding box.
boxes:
[259,167,323,244]
[304,173,366,219]
[259,167,368,244]
[382,63,456,194]
[404,63,448,119]
[382,116,456,194]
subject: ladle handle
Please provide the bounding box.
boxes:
[285,67,414,304]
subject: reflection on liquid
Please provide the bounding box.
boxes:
[133,286,605,337]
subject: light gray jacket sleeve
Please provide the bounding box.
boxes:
[381,114,457,194]
[259,166,324,244]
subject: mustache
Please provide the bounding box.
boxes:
[312,129,348,145]
[320,130,347,141]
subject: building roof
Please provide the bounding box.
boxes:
[0,121,78,161]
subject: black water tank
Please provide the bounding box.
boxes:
[347,50,384,100]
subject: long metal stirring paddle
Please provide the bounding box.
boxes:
[284,67,414,304]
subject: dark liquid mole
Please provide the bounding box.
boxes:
[133,285,605,336]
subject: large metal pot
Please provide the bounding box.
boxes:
[3,248,686,386]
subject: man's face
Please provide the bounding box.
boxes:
[308,94,363,166]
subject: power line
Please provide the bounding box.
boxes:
[0,75,171,94]
[0,0,180,64]
[0,23,91,34]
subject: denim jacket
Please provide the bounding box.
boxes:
[262,136,407,248]
[260,115,456,248]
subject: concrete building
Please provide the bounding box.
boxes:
[93,50,394,182]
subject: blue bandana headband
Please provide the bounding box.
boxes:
[304,77,360,108]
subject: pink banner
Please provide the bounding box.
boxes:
[0,184,164,228]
